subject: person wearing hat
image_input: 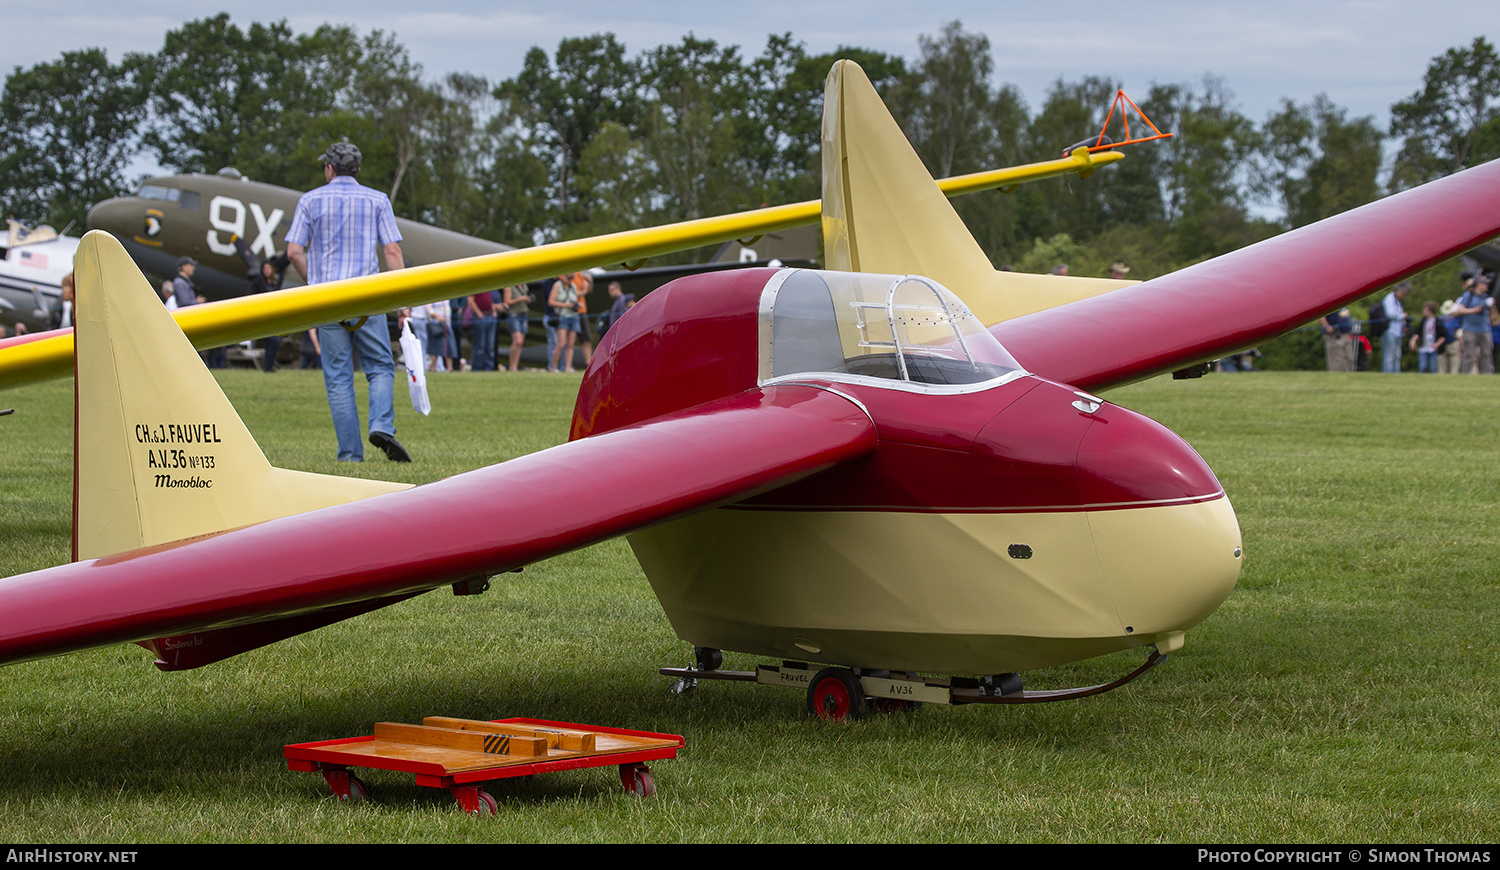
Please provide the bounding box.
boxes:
[1109,262,1130,280]
[1453,271,1495,374]
[286,142,411,463]
[171,256,203,309]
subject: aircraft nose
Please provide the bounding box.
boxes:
[1074,401,1242,650]
[86,198,132,236]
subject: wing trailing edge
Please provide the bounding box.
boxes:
[993,159,1500,392]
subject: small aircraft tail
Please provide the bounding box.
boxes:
[70,231,409,562]
[820,60,1133,326]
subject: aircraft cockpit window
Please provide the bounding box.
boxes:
[761,269,1022,388]
[177,191,200,211]
[136,185,181,203]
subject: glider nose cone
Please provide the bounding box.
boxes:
[1075,402,1242,647]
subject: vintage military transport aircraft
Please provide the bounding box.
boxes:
[0,62,1496,721]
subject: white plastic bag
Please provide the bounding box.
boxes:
[399,320,431,416]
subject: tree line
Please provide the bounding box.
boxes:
[2,16,1497,281]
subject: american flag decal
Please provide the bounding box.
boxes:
[19,251,48,269]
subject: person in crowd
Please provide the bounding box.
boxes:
[466,290,498,371]
[1438,300,1462,373]
[503,283,534,371]
[1379,281,1410,373]
[427,300,456,372]
[575,272,595,369]
[549,273,583,373]
[285,141,409,462]
[1408,300,1448,373]
[600,280,635,334]
[171,257,204,308]
[1453,271,1494,374]
[49,272,74,330]
[232,235,291,372]
[1320,306,1355,372]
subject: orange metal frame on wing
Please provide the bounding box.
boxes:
[1089,90,1173,151]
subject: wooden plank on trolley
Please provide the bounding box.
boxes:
[372,722,548,757]
[423,717,597,752]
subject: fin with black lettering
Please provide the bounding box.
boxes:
[70,231,409,561]
[821,60,1134,326]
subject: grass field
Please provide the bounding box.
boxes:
[0,368,1495,843]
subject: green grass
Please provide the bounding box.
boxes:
[0,369,1496,842]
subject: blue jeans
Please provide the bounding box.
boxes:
[1418,349,1438,372]
[1382,326,1403,373]
[318,316,395,461]
[471,315,497,371]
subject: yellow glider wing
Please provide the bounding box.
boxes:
[0,150,1120,390]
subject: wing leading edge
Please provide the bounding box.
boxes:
[993,159,1500,392]
[0,146,1121,391]
[0,385,875,667]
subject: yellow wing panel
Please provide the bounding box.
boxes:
[1,140,1125,390]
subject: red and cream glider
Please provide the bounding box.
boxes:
[0,62,1497,719]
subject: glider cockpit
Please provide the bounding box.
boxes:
[759,269,1024,390]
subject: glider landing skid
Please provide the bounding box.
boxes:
[660,650,1167,721]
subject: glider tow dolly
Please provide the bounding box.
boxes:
[285,717,684,814]
[662,648,1166,721]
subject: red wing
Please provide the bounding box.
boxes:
[993,160,1500,392]
[0,385,874,666]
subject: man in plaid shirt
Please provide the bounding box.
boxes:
[286,142,411,463]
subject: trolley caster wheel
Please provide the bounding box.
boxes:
[806,667,864,722]
[669,676,698,696]
[452,785,498,815]
[476,791,498,815]
[867,697,922,715]
[323,769,369,804]
[620,763,656,797]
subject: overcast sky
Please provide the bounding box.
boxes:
[5,1,1494,128]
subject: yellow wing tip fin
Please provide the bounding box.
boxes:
[820,61,1136,326]
[71,231,408,561]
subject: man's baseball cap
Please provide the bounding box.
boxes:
[320,142,362,173]
[176,256,196,269]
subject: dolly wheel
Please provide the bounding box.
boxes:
[807,667,864,721]
[323,769,368,804]
[620,763,656,797]
[452,785,498,815]
[345,775,369,804]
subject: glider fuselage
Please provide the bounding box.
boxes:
[575,268,1242,675]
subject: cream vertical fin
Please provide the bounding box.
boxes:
[71,231,409,561]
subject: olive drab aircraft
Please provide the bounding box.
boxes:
[85,168,516,300]
[0,61,1498,720]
